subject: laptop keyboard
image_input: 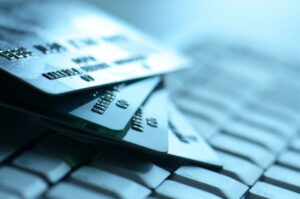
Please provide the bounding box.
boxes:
[1,40,300,199]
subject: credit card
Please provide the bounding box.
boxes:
[122,91,222,168]
[61,76,160,131]
[40,88,169,153]
[0,1,188,95]
[41,89,222,169]
[122,89,169,153]
[0,76,160,134]
[167,102,223,169]
[0,82,168,153]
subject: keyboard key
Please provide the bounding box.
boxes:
[264,94,300,114]
[278,150,300,171]
[262,86,300,111]
[222,121,285,152]
[182,91,228,112]
[70,166,151,199]
[34,134,92,167]
[155,180,221,199]
[46,182,113,199]
[222,64,271,86]
[0,190,19,199]
[173,166,248,198]
[290,137,300,153]
[188,86,240,110]
[249,181,300,199]
[204,81,246,99]
[13,151,71,183]
[210,134,275,168]
[175,97,228,124]
[91,150,170,189]
[208,73,250,90]
[249,111,295,135]
[184,114,217,139]
[205,76,255,98]
[263,165,300,193]
[247,100,300,126]
[0,166,47,199]
[236,111,295,138]
[217,151,263,186]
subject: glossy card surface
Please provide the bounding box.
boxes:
[0,76,160,133]
[168,102,223,169]
[123,89,169,153]
[66,76,160,131]
[41,88,169,153]
[0,1,187,95]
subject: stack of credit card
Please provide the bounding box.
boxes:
[0,1,222,169]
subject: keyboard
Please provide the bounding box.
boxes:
[0,37,299,199]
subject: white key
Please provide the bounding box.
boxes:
[217,151,263,186]
[91,151,170,189]
[181,92,228,112]
[155,180,221,199]
[247,100,300,126]
[263,165,300,193]
[46,182,113,199]
[0,166,47,199]
[222,121,286,152]
[290,137,300,153]
[189,86,240,110]
[175,97,228,124]
[13,151,71,183]
[206,74,253,94]
[70,166,150,199]
[237,111,294,138]
[0,190,19,199]
[249,181,300,199]
[247,111,295,136]
[204,81,245,99]
[184,114,217,139]
[173,166,248,198]
[210,134,275,168]
[278,150,300,171]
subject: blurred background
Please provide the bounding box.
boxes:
[92,0,299,62]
